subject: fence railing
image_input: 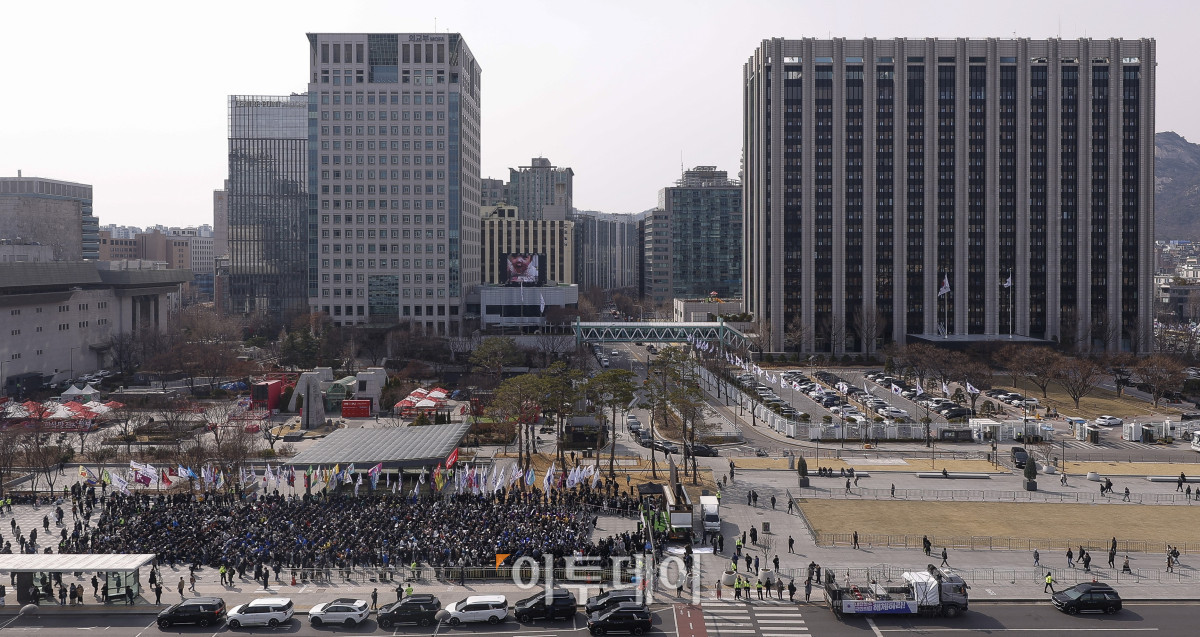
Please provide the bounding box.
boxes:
[774,563,1195,586]
[812,531,1200,555]
[795,485,1200,506]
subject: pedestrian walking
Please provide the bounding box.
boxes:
[1167,555,1174,572]
[748,492,753,506]
[1179,473,1187,492]
[718,535,724,554]
[773,555,780,571]
[804,579,812,602]
[1060,473,1068,486]
[188,573,196,592]
[787,579,796,602]
[852,531,859,549]
[788,535,795,553]
[1033,549,1040,566]
[752,491,759,506]
[371,588,378,610]
[922,535,931,556]
[754,556,760,574]
[1188,486,1193,500]
[124,586,134,605]
[1044,572,1055,593]
[756,580,764,600]
[1082,552,1091,572]
[788,499,794,514]
[177,578,184,600]
[716,581,722,600]
[940,548,949,567]
[845,478,852,494]
[1066,548,1074,568]
[1123,487,1130,502]
[776,579,784,600]
[733,577,741,600]
[1108,549,1116,569]
[890,483,895,498]
[771,495,776,509]
[154,584,162,605]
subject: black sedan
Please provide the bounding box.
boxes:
[652,440,678,454]
[377,594,440,629]
[1052,582,1122,615]
[688,444,719,457]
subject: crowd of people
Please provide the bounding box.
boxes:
[5,477,658,581]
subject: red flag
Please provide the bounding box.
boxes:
[161,469,172,485]
[446,448,459,469]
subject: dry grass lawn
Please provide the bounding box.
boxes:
[798,499,1200,545]
[1064,461,1200,476]
[991,378,1180,421]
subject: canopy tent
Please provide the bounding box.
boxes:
[60,385,85,398]
[81,384,100,395]
[427,390,448,399]
[84,400,112,414]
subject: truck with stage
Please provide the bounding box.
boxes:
[824,565,968,618]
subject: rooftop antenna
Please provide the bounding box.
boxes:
[680,151,685,177]
[434,17,437,32]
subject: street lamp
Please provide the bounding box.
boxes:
[69,346,78,382]
[633,304,644,323]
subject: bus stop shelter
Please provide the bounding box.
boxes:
[0,554,155,605]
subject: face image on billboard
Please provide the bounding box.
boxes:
[504,253,543,285]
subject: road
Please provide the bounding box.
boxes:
[798,601,1196,634]
[0,606,679,636]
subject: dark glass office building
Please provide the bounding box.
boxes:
[225,94,310,320]
[743,38,1155,354]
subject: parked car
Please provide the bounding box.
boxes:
[226,597,293,629]
[1095,415,1124,427]
[308,598,370,627]
[444,595,509,625]
[377,594,441,629]
[587,602,653,635]
[652,440,678,454]
[1010,446,1029,468]
[1052,582,1122,615]
[514,588,578,622]
[157,597,227,629]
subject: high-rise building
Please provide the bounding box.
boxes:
[0,176,99,260]
[574,211,639,294]
[480,177,508,207]
[213,181,229,261]
[642,166,742,305]
[743,37,1155,354]
[226,94,310,320]
[307,33,482,334]
[480,205,574,284]
[508,157,573,220]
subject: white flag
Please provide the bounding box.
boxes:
[938,275,951,297]
[1002,275,1012,288]
[915,383,925,396]
[891,383,903,395]
[966,382,980,395]
[942,381,951,395]
[540,293,546,314]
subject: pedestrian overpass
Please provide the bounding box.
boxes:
[573,318,751,351]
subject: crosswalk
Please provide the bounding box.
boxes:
[702,600,810,637]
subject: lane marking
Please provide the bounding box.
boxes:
[873,628,1159,633]
[866,617,885,637]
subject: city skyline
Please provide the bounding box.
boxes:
[1,0,1196,229]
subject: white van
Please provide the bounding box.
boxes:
[445,595,509,625]
[227,597,294,628]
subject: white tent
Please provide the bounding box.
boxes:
[427,390,448,399]
[60,385,84,398]
[83,401,111,415]
[414,398,438,409]
[81,384,100,395]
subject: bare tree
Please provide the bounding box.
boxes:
[1134,354,1186,408]
[0,429,22,498]
[746,317,774,356]
[852,306,886,357]
[783,314,812,355]
[447,333,480,363]
[1053,357,1105,409]
[533,333,576,368]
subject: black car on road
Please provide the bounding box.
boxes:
[651,440,678,454]
[157,597,227,629]
[1052,582,1122,615]
[688,443,719,457]
[587,602,653,635]
[1010,446,1029,468]
[377,594,441,629]
[514,589,578,622]
[584,589,643,615]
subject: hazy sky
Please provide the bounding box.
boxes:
[2,0,1195,228]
